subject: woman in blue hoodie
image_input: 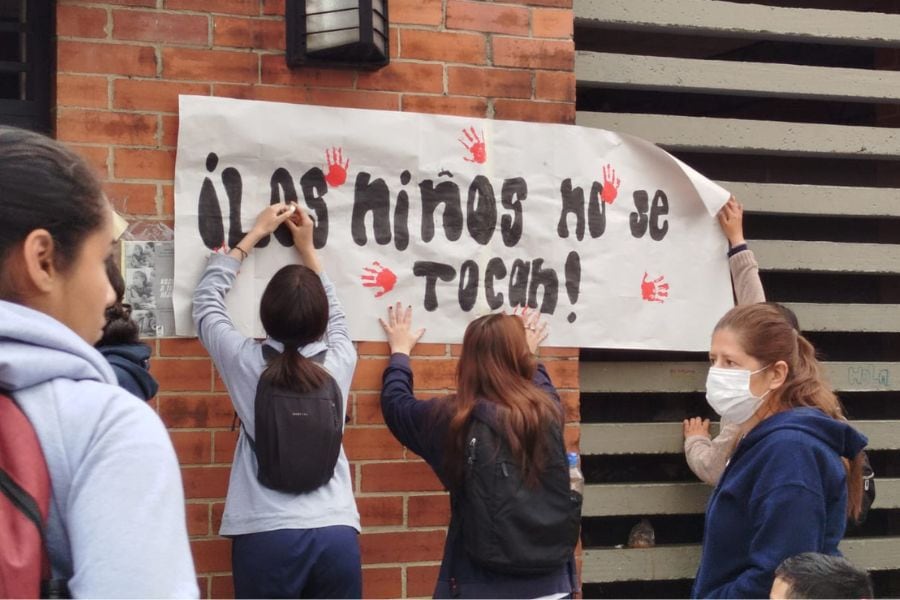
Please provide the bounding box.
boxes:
[693,303,868,598]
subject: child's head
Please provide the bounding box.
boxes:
[771,553,872,599]
[0,126,115,343]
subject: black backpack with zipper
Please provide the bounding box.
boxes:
[242,346,343,494]
[456,412,582,575]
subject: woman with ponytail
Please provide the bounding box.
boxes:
[379,308,578,598]
[193,203,360,598]
[692,303,868,599]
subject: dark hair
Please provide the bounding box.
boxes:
[259,264,329,392]
[97,256,140,346]
[775,552,873,599]
[439,313,563,487]
[715,304,865,521]
[0,126,106,298]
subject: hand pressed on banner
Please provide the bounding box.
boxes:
[717,196,746,247]
[361,261,397,298]
[513,305,550,354]
[379,302,425,356]
[459,127,486,164]
[683,417,711,440]
[641,272,669,303]
[324,146,350,188]
[600,164,621,204]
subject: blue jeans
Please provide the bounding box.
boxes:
[232,526,361,599]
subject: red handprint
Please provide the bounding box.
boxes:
[324,146,350,187]
[641,272,669,303]
[361,262,397,298]
[600,164,621,204]
[459,127,486,164]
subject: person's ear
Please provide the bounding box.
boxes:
[769,360,789,391]
[20,229,59,294]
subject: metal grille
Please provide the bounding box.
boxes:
[0,0,51,133]
[574,1,900,596]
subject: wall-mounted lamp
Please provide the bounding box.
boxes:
[286,0,389,70]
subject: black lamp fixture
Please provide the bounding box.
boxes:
[286,0,389,70]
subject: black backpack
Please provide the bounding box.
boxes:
[243,346,343,494]
[456,413,582,575]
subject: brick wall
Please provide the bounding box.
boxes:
[54,1,578,597]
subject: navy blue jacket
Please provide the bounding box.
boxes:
[381,353,574,599]
[97,343,159,402]
[692,407,868,598]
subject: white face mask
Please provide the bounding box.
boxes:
[705,365,771,424]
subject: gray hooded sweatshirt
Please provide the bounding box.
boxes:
[0,300,197,598]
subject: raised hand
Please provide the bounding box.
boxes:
[717,196,746,247]
[641,272,669,303]
[379,302,425,355]
[459,127,487,164]
[324,146,350,187]
[361,261,397,298]
[513,305,549,354]
[683,417,711,440]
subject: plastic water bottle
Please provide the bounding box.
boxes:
[567,452,584,495]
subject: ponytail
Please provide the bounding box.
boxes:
[263,343,328,393]
[775,333,843,420]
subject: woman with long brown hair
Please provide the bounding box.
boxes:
[379,306,580,598]
[692,303,868,598]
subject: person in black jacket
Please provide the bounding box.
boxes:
[379,305,577,599]
[96,257,159,401]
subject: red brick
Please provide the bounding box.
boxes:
[190,537,232,573]
[262,0,284,16]
[150,358,212,391]
[212,83,311,105]
[56,74,108,109]
[182,466,231,499]
[259,54,356,87]
[564,422,580,452]
[114,148,176,179]
[357,341,390,356]
[113,10,209,44]
[399,30,486,65]
[162,184,175,215]
[354,392,385,425]
[532,8,573,38]
[412,343,450,357]
[209,575,234,599]
[170,430,213,465]
[408,493,450,527]
[71,144,110,178]
[402,95,488,118]
[392,0,442,25]
[357,495,404,527]
[211,502,226,532]
[158,394,235,428]
[306,88,399,111]
[161,115,179,147]
[506,0,571,6]
[411,358,458,390]
[360,530,446,564]
[165,0,260,15]
[544,358,579,388]
[114,79,210,113]
[493,99,575,124]
[539,346,579,358]
[357,63,443,94]
[560,389,580,423]
[185,502,210,536]
[64,0,155,5]
[159,338,210,357]
[360,461,443,493]
[447,1,529,35]
[535,70,575,102]
[492,37,574,70]
[351,357,389,390]
[448,66,532,99]
[196,576,209,599]
[408,564,441,597]
[362,567,402,599]
[105,182,158,215]
[58,5,108,39]
[163,47,258,83]
[213,16,283,50]
[344,427,404,460]
[58,41,156,76]
[57,109,157,146]
[214,430,238,463]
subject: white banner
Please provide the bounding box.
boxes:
[173,95,734,350]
